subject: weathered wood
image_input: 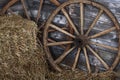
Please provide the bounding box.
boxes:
[50,24,76,38]
[89,27,116,39]
[83,47,91,73]
[86,10,103,35]
[50,0,60,6]
[90,41,118,51]
[21,0,30,19]
[54,46,75,64]
[47,41,73,46]
[61,8,80,35]
[0,0,18,15]
[80,3,84,35]
[36,0,43,22]
[86,45,109,69]
[48,38,65,48]
[50,0,79,35]
[72,48,81,71]
[48,27,67,32]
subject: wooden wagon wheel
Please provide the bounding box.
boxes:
[43,0,120,73]
[0,0,43,22]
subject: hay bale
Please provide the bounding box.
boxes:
[46,70,115,80]
[0,14,48,80]
[88,71,115,80]
[46,70,87,80]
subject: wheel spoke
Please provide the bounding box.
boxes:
[89,27,116,39]
[50,24,76,38]
[85,10,103,35]
[48,27,67,32]
[54,46,76,64]
[50,0,60,6]
[21,0,30,19]
[61,8,80,35]
[47,41,73,46]
[48,38,65,48]
[36,0,43,22]
[86,45,109,69]
[80,3,84,35]
[72,48,81,71]
[90,41,118,51]
[83,47,91,73]
[48,38,56,42]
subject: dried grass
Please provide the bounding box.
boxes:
[0,14,48,80]
[46,70,115,80]
[46,70,87,80]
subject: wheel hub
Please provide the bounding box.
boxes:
[74,35,89,48]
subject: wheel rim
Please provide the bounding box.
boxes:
[43,0,120,73]
[0,0,43,22]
